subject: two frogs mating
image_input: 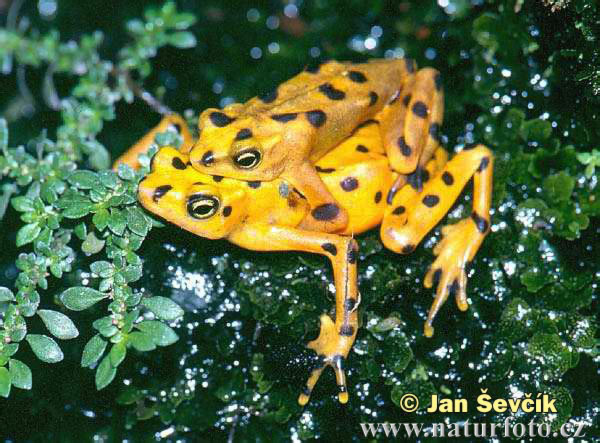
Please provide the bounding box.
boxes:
[115,59,493,405]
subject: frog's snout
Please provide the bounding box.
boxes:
[137,180,168,206]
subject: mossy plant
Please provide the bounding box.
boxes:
[0,0,193,396]
[0,0,598,440]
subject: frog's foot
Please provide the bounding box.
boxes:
[298,314,357,405]
[113,114,194,170]
[423,218,485,337]
[287,161,350,233]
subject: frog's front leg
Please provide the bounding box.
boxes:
[288,161,349,233]
[229,224,359,405]
[381,144,493,337]
[113,114,194,169]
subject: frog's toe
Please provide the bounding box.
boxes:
[332,355,350,404]
[298,314,356,405]
[298,366,325,406]
[423,265,468,337]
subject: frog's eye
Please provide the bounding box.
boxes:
[187,194,220,219]
[233,149,261,169]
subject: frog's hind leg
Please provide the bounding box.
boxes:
[230,224,359,405]
[387,145,449,205]
[383,146,449,229]
[113,114,194,169]
[381,144,493,337]
[380,67,444,201]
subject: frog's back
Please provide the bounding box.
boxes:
[243,59,408,114]
[241,59,411,160]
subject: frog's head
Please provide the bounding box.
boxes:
[189,108,285,181]
[138,147,247,240]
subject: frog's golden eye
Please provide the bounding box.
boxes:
[187,194,220,219]
[233,149,261,169]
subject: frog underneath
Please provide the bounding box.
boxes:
[135,122,493,405]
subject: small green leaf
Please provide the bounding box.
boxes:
[16,223,41,247]
[82,231,105,254]
[26,334,64,363]
[169,31,196,48]
[122,264,142,283]
[122,309,139,333]
[11,196,34,212]
[585,163,595,178]
[128,331,156,352]
[117,163,135,181]
[95,355,116,390]
[116,386,143,405]
[74,222,87,240]
[56,191,91,208]
[9,359,32,390]
[93,316,118,338]
[3,344,18,357]
[576,152,592,164]
[90,261,113,278]
[141,296,184,321]
[67,170,100,189]
[37,310,79,340]
[528,333,574,379]
[62,202,93,219]
[98,278,112,292]
[126,206,150,236]
[521,267,549,293]
[0,367,11,398]
[81,334,108,367]
[0,287,15,302]
[173,12,197,29]
[60,286,107,311]
[520,118,552,142]
[107,209,127,236]
[89,145,111,171]
[372,315,403,333]
[98,170,119,189]
[136,321,178,346]
[109,341,127,367]
[92,208,110,230]
[543,171,575,203]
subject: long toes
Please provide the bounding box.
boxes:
[298,366,325,406]
[424,266,442,289]
[424,321,435,338]
[298,387,311,406]
[297,356,351,405]
[332,355,349,404]
[455,271,469,311]
[424,272,452,338]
